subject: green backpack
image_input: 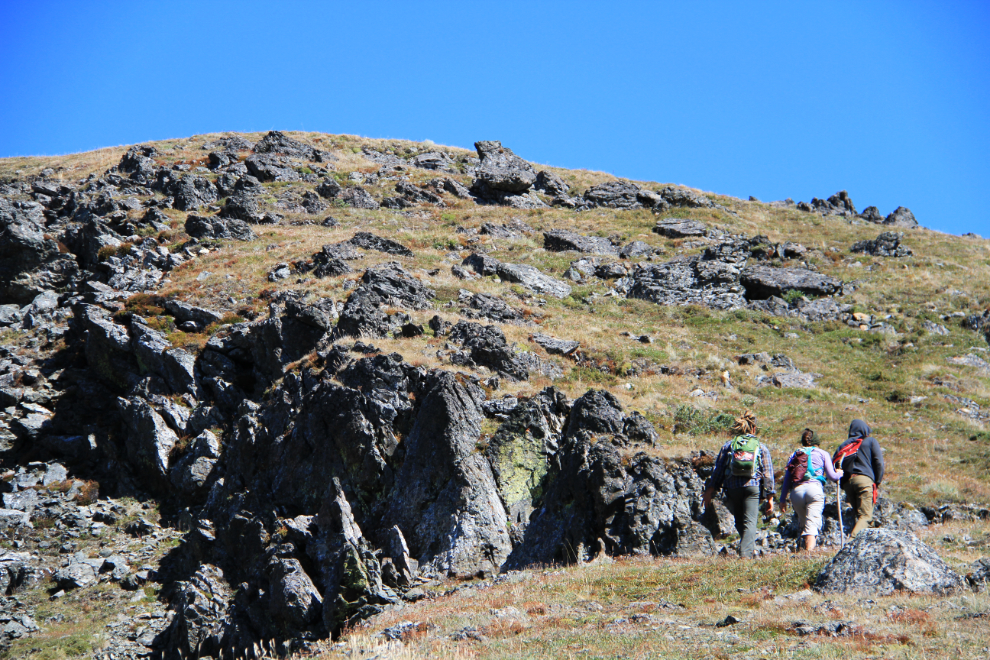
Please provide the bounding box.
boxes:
[729,434,761,478]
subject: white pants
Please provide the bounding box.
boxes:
[790,482,825,537]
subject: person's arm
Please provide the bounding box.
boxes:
[870,437,885,485]
[760,444,775,502]
[818,447,843,482]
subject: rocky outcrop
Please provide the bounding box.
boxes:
[814,529,964,596]
[508,390,710,567]
[185,214,257,241]
[740,265,842,299]
[385,372,512,577]
[883,206,918,228]
[496,263,571,299]
[851,231,913,257]
[543,230,618,256]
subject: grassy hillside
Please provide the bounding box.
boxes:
[2,131,989,659]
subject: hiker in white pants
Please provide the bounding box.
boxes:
[779,429,843,551]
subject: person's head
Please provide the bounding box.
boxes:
[732,410,758,436]
[800,428,820,447]
[848,419,871,439]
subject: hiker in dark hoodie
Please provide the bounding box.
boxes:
[833,419,885,536]
[703,411,775,558]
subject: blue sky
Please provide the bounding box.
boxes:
[1,1,987,236]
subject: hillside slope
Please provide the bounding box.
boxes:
[0,131,989,658]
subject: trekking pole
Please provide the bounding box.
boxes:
[836,482,845,549]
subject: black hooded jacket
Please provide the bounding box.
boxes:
[833,419,885,485]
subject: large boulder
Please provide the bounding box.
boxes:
[582,180,643,209]
[740,265,842,300]
[253,130,334,162]
[168,175,218,211]
[185,214,257,241]
[507,390,709,567]
[543,229,618,256]
[625,257,746,310]
[496,263,572,299]
[473,141,536,193]
[884,206,919,229]
[851,232,912,257]
[162,564,232,658]
[384,372,512,577]
[0,198,75,304]
[448,321,529,381]
[653,218,708,238]
[118,397,179,483]
[814,529,965,596]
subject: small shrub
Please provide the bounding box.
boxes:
[673,405,736,436]
[97,242,133,262]
[75,479,100,504]
[782,289,806,304]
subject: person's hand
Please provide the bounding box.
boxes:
[766,500,775,515]
[835,469,844,479]
[702,488,713,511]
[779,501,788,514]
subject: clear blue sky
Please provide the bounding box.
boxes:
[1,1,987,236]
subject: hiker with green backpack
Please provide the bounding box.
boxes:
[779,429,843,552]
[702,411,775,558]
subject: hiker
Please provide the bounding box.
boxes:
[779,429,843,551]
[833,419,885,536]
[702,411,775,558]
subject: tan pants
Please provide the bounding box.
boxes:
[844,474,875,536]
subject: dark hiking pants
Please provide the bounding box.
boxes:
[725,485,760,558]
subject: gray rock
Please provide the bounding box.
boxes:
[0,509,31,530]
[459,291,530,325]
[653,219,708,238]
[859,206,883,223]
[0,304,22,325]
[851,232,912,257]
[626,257,746,310]
[118,397,179,483]
[473,141,536,193]
[268,557,323,627]
[884,206,918,229]
[337,186,379,209]
[448,321,529,381]
[347,232,413,257]
[544,230,618,256]
[54,558,98,589]
[619,241,654,258]
[385,371,512,576]
[582,180,642,209]
[496,263,571,299]
[162,564,231,658]
[245,153,301,182]
[532,333,580,356]
[253,130,334,162]
[740,265,842,299]
[658,186,713,209]
[165,299,222,326]
[814,529,964,596]
[966,558,990,592]
[185,214,257,241]
[462,253,501,277]
[534,170,569,196]
[168,175,218,211]
[170,430,220,496]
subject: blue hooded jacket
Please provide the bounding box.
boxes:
[833,419,885,485]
